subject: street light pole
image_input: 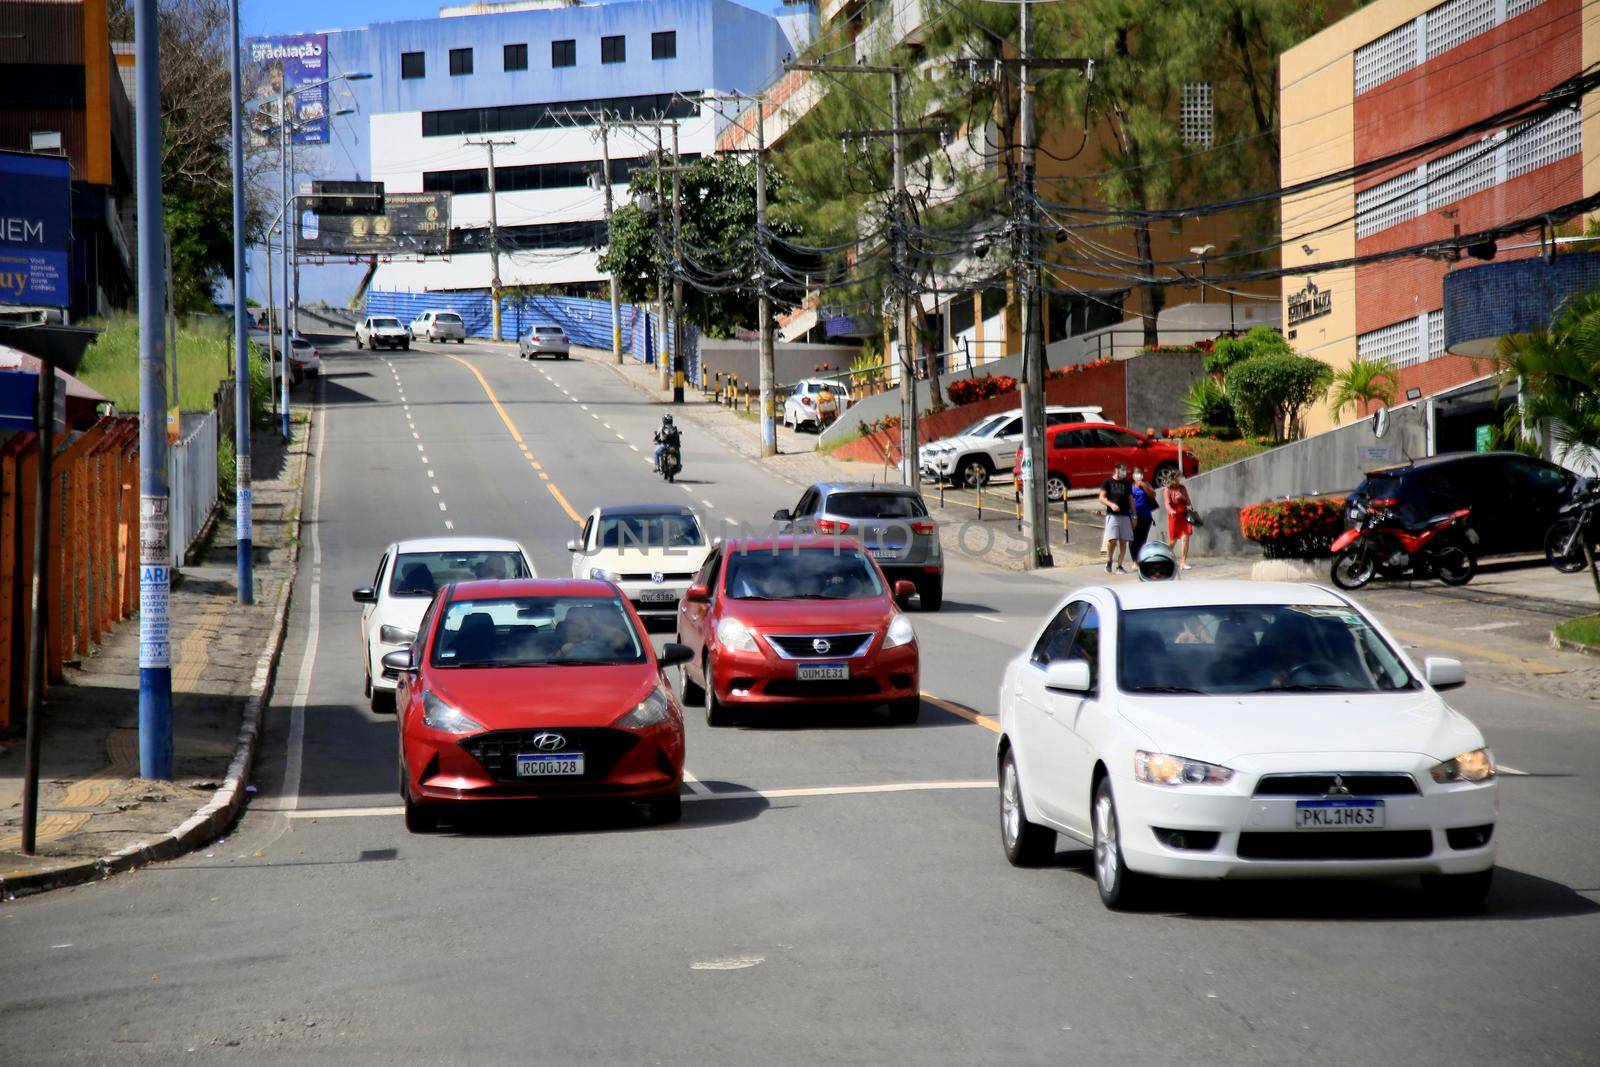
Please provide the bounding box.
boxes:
[598,120,622,363]
[1018,0,1051,568]
[755,98,775,457]
[278,98,291,440]
[135,0,173,780]
[228,0,252,604]
[670,122,684,404]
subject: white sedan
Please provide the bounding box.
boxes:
[352,536,534,711]
[568,503,711,626]
[782,378,851,432]
[519,324,571,360]
[996,580,1497,911]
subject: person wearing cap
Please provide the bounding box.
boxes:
[1098,462,1135,574]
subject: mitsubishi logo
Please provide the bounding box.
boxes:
[651,571,665,585]
[531,732,567,752]
[1325,774,1351,796]
[811,638,832,654]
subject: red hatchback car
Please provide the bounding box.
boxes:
[386,578,693,832]
[1015,423,1201,501]
[674,536,921,725]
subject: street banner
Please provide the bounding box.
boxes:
[0,150,72,308]
[297,191,452,255]
[248,33,330,145]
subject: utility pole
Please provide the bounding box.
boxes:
[1017,0,1052,569]
[135,0,173,779]
[755,99,774,456]
[654,126,669,392]
[277,103,291,440]
[228,0,252,604]
[670,122,685,404]
[599,121,622,363]
[467,138,514,341]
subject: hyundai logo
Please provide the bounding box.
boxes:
[811,638,831,654]
[651,571,665,585]
[531,732,567,752]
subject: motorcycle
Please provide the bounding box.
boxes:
[1545,476,1599,574]
[1329,498,1478,590]
[658,442,681,483]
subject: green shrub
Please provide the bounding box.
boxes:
[1225,353,1332,441]
[1183,376,1234,429]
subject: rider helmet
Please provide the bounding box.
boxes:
[1135,540,1177,582]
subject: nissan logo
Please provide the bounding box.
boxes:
[531,732,567,752]
[811,638,832,654]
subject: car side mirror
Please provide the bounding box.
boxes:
[892,580,917,606]
[1043,659,1093,693]
[352,587,377,604]
[566,540,582,553]
[684,583,710,603]
[772,508,793,522]
[659,642,694,668]
[381,648,414,673]
[1423,656,1465,690]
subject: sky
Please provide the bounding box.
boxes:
[245,0,774,39]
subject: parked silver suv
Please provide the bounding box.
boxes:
[774,482,944,610]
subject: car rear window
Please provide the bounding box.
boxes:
[437,313,462,324]
[536,326,564,335]
[390,550,530,596]
[827,493,928,519]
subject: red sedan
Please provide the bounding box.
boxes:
[674,535,921,726]
[1014,423,1201,500]
[386,578,693,832]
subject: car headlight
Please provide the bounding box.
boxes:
[421,691,484,734]
[589,567,621,583]
[1431,747,1496,783]
[614,685,675,729]
[716,617,759,653]
[1134,750,1234,786]
[884,613,916,648]
[379,624,417,645]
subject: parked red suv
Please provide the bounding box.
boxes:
[674,536,921,726]
[1015,423,1201,501]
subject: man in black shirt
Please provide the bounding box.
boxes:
[1099,462,1134,574]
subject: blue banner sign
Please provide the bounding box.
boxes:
[0,150,72,308]
[248,33,330,145]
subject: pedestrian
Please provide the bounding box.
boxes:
[1099,462,1135,574]
[1130,467,1158,557]
[1163,471,1196,571]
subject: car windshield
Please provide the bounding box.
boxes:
[436,313,462,324]
[1118,604,1415,695]
[956,415,1006,438]
[431,596,645,667]
[389,550,530,597]
[595,513,704,549]
[724,547,886,600]
[372,317,402,328]
[826,492,928,519]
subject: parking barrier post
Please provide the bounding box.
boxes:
[976,481,983,520]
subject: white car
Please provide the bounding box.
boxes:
[410,310,467,343]
[353,537,535,711]
[782,378,852,432]
[919,405,1105,488]
[356,315,411,350]
[567,503,711,625]
[249,330,320,383]
[519,324,570,360]
[996,580,1497,911]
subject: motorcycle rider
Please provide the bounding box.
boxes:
[652,414,681,473]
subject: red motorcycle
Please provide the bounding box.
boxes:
[1330,498,1478,590]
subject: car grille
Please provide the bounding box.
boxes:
[764,677,881,698]
[1252,773,1419,797]
[459,728,638,784]
[619,571,696,582]
[1236,831,1433,861]
[765,633,873,658]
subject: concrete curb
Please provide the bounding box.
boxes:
[1549,632,1600,658]
[1,415,313,901]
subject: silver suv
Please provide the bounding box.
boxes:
[774,483,944,610]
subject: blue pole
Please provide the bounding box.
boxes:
[278,110,292,441]
[228,0,252,605]
[135,0,173,780]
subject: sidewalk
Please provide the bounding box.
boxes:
[0,419,307,893]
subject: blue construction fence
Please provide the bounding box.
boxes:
[365,289,700,382]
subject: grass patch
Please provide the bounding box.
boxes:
[1554,614,1600,648]
[77,313,271,419]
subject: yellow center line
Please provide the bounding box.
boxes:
[921,691,999,733]
[444,352,581,523]
[1388,628,1568,675]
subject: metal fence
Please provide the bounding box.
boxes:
[168,410,217,566]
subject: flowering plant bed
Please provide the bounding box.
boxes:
[1239,496,1347,560]
[945,374,1018,405]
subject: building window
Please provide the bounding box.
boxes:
[504,43,528,71]
[421,91,700,137]
[552,39,576,68]
[1356,311,1445,370]
[401,51,425,79]
[651,31,676,60]
[449,48,473,76]
[1354,0,1548,96]
[1180,83,1213,148]
[601,35,626,64]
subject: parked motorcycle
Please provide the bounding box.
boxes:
[658,443,681,483]
[1545,476,1599,573]
[1329,498,1478,590]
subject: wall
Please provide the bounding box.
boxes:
[1184,401,1428,556]
[696,339,860,391]
[1124,350,1209,432]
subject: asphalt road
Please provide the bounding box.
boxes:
[3,338,1598,1063]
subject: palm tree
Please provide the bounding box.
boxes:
[1327,356,1398,423]
[1496,286,1600,602]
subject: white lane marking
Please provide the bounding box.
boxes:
[580,404,589,410]
[681,769,710,796]
[701,499,715,509]
[277,388,330,813]
[1460,621,1521,632]
[615,433,627,441]
[416,443,424,452]
[412,431,419,440]
[691,956,763,971]
[439,501,448,512]
[602,423,612,430]
[975,614,1005,624]
[426,470,435,478]
[421,455,429,464]
[680,485,693,494]
[431,484,441,495]
[629,444,641,452]
[444,520,455,530]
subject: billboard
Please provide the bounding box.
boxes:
[0,150,72,309]
[248,34,330,145]
[297,191,452,256]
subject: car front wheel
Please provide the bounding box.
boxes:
[956,457,990,489]
[1000,749,1056,866]
[1093,776,1147,909]
[402,773,438,833]
[704,656,734,726]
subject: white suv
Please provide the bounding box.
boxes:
[919,405,1105,488]
[410,310,467,343]
[356,315,411,350]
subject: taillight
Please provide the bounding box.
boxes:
[815,517,851,533]
[909,520,935,534]
[1370,498,1398,507]
[801,396,815,407]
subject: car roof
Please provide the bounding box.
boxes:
[448,577,615,599]
[813,482,921,496]
[1095,579,1349,611]
[593,503,697,517]
[1366,451,1545,477]
[392,536,526,554]
[720,534,874,552]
